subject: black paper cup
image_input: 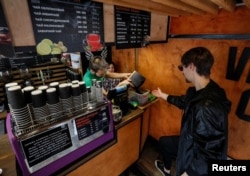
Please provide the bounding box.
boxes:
[71,84,81,96]
[59,83,71,99]
[23,86,35,104]
[79,81,87,93]
[72,80,79,85]
[5,82,18,90]
[31,90,46,108]
[38,85,48,102]
[49,82,59,94]
[7,86,26,109]
[46,88,59,104]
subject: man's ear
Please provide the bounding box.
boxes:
[190,63,196,71]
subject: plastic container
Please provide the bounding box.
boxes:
[129,89,149,105]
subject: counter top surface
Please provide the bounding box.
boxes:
[115,108,144,129]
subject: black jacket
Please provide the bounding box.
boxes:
[167,80,231,176]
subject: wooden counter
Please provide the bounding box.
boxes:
[0,96,158,176]
[0,134,17,176]
[62,108,144,176]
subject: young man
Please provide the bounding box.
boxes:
[152,47,231,176]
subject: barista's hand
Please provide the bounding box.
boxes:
[122,73,131,79]
[117,78,133,87]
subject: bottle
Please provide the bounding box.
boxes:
[96,80,104,102]
[91,79,97,102]
[79,81,88,106]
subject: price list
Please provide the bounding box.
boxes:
[75,111,103,140]
[20,124,72,167]
[115,6,151,49]
[28,0,104,52]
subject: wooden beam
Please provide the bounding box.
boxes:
[210,0,236,12]
[243,0,250,8]
[93,0,174,16]
[151,0,205,15]
[122,0,191,15]
[93,0,190,16]
[180,0,219,14]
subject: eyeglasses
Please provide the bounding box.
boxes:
[178,64,184,71]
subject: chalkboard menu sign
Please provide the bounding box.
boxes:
[28,0,104,54]
[115,6,151,49]
[20,124,72,167]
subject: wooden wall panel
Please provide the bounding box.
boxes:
[170,6,250,34]
[149,14,168,41]
[111,47,136,72]
[103,4,115,43]
[1,0,35,46]
[112,39,250,159]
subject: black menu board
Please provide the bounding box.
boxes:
[20,124,72,167]
[74,107,109,140]
[75,111,101,140]
[28,0,104,54]
[115,6,151,49]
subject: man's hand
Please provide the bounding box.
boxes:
[152,88,168,100]
[152,88,162,97]
[117,78,133,87]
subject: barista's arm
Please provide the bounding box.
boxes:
[106,72,130,79]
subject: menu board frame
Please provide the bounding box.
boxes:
[114,5,151,49]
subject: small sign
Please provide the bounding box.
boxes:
[20,124,72,167]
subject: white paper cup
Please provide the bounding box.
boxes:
[70,53,81,69]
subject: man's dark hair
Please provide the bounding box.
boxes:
[181,47,214,77]
[89,56,108,72]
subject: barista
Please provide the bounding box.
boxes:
[83,56,131,95]
[103,61,125,94]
